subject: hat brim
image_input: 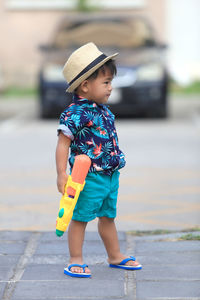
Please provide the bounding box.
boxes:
[66,53,118,93]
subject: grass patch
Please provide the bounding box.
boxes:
[127,229,172,236]
[127,227,200,237]
[179,233,200,241]
[1,87,38,98]
[181,227,200,232]
[170,80,200,95]
[76,0,99,11]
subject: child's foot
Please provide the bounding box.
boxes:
[108,254,141,268]
[67,258,91,275]
[68,264,91,275]
[64,263,91,278]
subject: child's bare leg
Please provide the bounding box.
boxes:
[68,220,90,274]
[98,217,140,266]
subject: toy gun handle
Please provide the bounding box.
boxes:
[56,155,91,237]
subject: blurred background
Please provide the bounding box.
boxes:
[0,0,199,232]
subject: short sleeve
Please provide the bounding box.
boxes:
[57,104,85,140]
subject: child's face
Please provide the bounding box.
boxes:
[86,68,113,104]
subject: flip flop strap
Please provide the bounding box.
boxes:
[119,256,136,265]
[68,263,88,272]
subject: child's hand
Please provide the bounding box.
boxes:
[57,173,68,195]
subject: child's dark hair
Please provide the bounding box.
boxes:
[87,59,117,80]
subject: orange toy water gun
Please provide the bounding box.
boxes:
[56,154,91,237]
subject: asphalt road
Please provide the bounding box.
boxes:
[0,96,200,232]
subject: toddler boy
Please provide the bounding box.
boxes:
[56,42,142,277]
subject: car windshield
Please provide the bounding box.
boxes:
[52,17,156,50]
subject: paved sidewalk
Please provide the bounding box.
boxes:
[0,230,199,300]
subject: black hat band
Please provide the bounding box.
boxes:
[68,53,107,87]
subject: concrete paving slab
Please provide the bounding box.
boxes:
[0,241,27,255]
[135,240,200,254]
[12,279,125,299]
[34,240,69,255]
[1,230,200,300]
[79,253,108,265]
[84,242,126,256]
[136,281,200,299]
[35,231,58,242]
[136,264,200,281]
[0,266,16,281]
[29,253,66,265]
[21,264,125,281]
[30,253,108,265]
[0,255,20,266]
[0,231,31,241]
[34,240,109,256]
[138,251,200,266]
[39,230,125,241]
[83,241,108,255]
[0,282,7,299]
[12,298,125,300]
[34,236,126,258]
[21,264,69,281]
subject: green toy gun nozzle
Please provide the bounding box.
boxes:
[56,229,64,237]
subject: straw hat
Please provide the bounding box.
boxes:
[63,42,118,92]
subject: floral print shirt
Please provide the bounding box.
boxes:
[57,94,126,175]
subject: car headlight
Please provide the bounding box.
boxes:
[136,63,164,82]
[112,68,137,88]
[42,64,64,82]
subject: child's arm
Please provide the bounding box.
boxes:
[56,132,71,194]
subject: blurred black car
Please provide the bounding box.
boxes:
[39,14,168,118]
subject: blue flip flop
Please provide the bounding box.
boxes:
[109,256,142,270]
[64,264,91,278]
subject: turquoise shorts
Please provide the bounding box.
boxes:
[72,170,120,222]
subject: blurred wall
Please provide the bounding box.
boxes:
[0,1,64,87]
[0,0,166,88]
[166,0,200,85]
